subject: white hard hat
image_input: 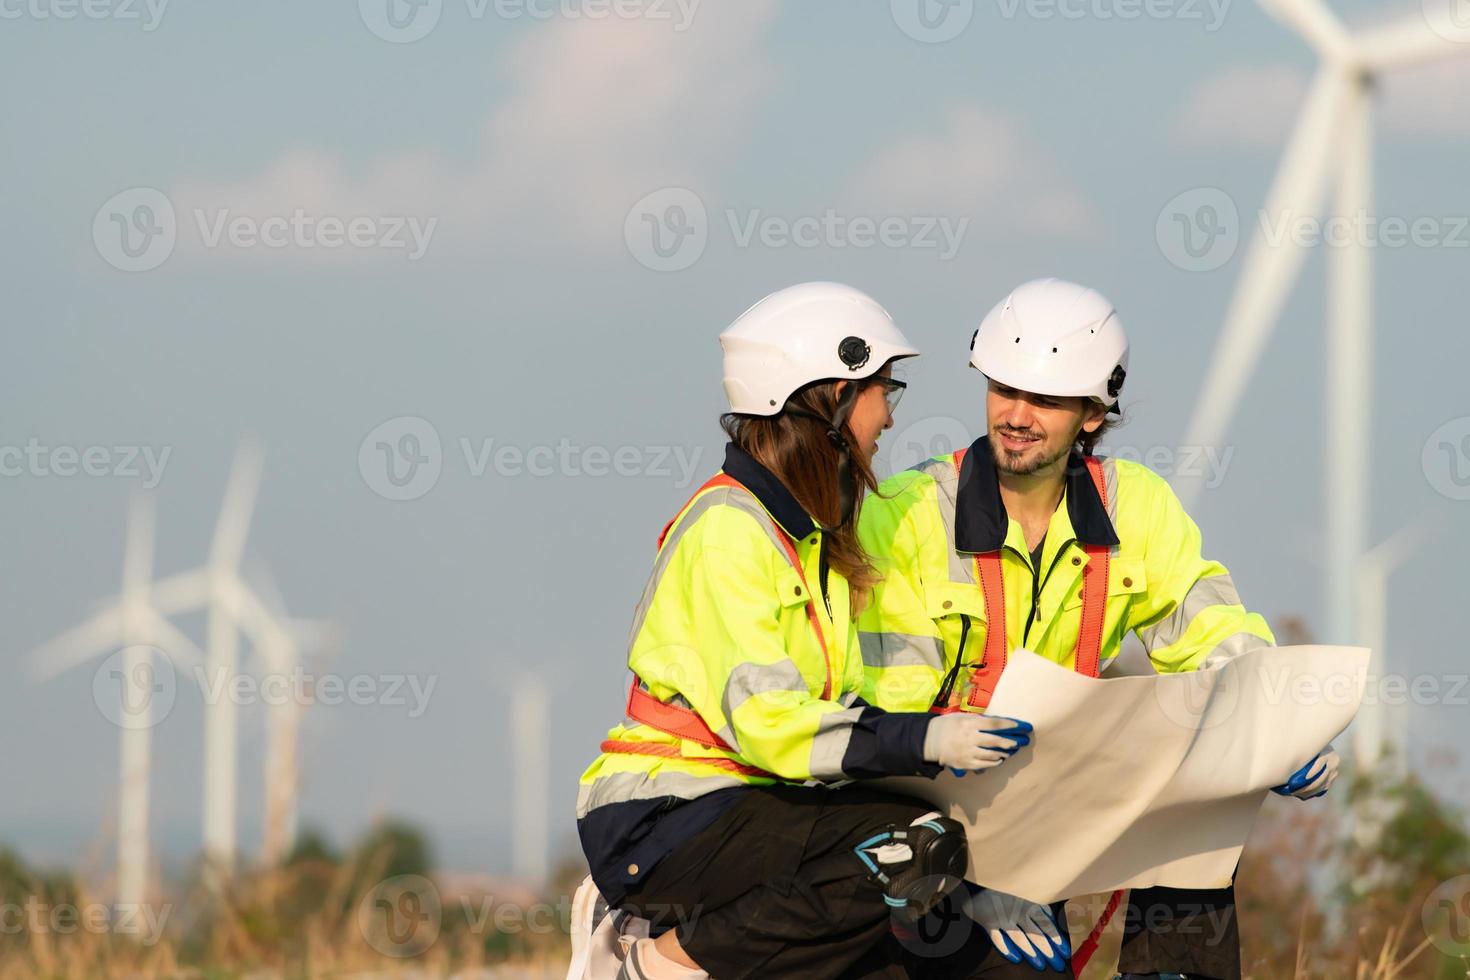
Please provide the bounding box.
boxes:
[969,278,1129,412]
[720,282,919,416]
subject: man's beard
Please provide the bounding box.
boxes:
[990,429,1072,475]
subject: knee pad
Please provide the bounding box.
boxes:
[853,811,968,922]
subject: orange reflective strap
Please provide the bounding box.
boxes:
[965,550,1009,709]
[618,470,833,764]
[947,448,1111,711]
[598,739,773,779]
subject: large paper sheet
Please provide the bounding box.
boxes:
[880,645,1369,904]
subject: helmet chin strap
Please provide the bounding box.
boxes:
[785,382,862,529]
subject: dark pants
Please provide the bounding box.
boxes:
[620,782,1238,980]
[1116,884,1239,980]
[620,783,956,980]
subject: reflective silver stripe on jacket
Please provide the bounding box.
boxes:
[1136,573,1244,653]
[627,484,791,648]
[858,631,944,671]
[910,454,974,584]
[576,767,747,818]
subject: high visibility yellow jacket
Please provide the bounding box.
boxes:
[856,438,1275,712]
[577,444,939,901]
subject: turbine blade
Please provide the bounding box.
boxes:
[248,561,290,618]
[209,440,264,571]
[1358,10,1470,70]
[1367,518,1435,571]
[1255,0,1355,62]
[1324,86,1373,646]
[122,492,156,595]
[150,568,212,617]
[1178,67,1355,505]
[28,606,126,680]
[143,610,207,668]
[218,572,284,649]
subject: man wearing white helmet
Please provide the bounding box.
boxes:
[569,283,1037,980]
[855,278,1340,979]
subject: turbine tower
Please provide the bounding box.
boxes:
[27,493,205,909]
[511,674,550,884]
[150,441,274,877]
[250,565,340,867]
[207,444,261,871]
[1176,0,1470,735]
[1354,521,1428,775]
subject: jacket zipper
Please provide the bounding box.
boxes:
[1010,539,1076,647]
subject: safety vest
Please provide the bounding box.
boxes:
[932,447,1110,712]
[603,472,831,778]
[856,445,1274,715]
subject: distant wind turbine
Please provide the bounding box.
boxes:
[250,564,341,867]
[511,675,550,885]
[27,493,205,909]
[1177,0,1470,674]
[150,441,273,876]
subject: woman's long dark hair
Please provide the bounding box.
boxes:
[721,377,881,613]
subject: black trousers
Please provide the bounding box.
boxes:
[1116,884,1239,980]
[620,782,1238,979]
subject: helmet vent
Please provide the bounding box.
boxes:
[838,336,871,371]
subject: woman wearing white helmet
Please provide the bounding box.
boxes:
[569,282,1036,980]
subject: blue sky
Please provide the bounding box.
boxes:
[3,0,1468,878]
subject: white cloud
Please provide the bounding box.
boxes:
[845,105,1099,240]
[1172,59,1470,150]
[169,2,778,260]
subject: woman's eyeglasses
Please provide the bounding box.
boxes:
[870,376,907,413]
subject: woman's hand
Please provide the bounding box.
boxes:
[923,713,1033,775]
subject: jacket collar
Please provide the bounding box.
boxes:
[721,443,818,540]
[954,436,1119,554]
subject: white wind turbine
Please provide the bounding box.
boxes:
[1177,0,1470,714]
[27,493,205,909]
[150,441,274,876]
[249,565,341,867]
[511,674,550,885]
[1354,520,1429,775]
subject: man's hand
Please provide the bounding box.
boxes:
[923,714,1032,776]
[962,887,1069,972]
[1271,747,1339,800]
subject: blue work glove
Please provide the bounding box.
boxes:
[1271,747,1340,800]
[962,886,1070,972]
[923,714,1033,776]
